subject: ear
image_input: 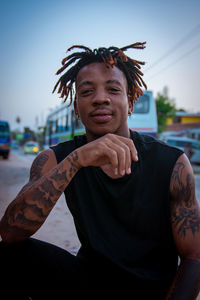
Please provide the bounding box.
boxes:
[128,94,134,114]
[73,96,78,115]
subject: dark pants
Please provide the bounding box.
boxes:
[0,238,168,300]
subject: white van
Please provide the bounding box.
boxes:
[128,90,158,137]
[165,136,200,164]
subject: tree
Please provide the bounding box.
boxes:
[155,87,176,133]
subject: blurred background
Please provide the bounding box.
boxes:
[0,0,200,258]
[0,4,200,296]
[0,0,200,135]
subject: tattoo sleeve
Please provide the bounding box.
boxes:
[170,162,200,238]
[166,157,200,299]
[0,150,80,242]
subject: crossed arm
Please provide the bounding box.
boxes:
[166,154,200,299]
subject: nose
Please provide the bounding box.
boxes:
[92,89,111,106]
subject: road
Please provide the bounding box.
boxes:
[0,149,200,299]
[0,149,80,253]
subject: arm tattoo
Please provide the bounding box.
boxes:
[66,150,79,178]
[171,162,200,238]
[15,153,49,198]
[1,150,80,239]
[30,153,49,180]
[172,207,200,238]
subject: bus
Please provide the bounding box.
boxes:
[0,121,11,159]
[45,90,157,147]
[45,103,84,147]
[128,90,157,137]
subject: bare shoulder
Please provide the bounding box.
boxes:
[170,153,200,259]
[170,153,195,204]
[29,148,57,181]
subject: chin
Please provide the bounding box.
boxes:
[86,126,115,139]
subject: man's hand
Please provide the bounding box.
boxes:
[76,133,138,177]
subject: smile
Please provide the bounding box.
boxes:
[90,110,113,123]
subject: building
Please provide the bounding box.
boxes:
[166,112,200,141]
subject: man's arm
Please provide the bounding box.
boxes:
[166,153,200,299]
[0,148,80,243]
[0,133,138,244]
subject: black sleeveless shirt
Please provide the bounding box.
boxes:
[51,130,183,284]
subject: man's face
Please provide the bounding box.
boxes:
[75,62,132,141]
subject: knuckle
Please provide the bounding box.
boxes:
[110,153,118,166]
[120,146,125,153]
[99,141,106,148]
[127,139,134,147]
[105,133,112,139]
[124,144,130,152]
[110,149,117,157]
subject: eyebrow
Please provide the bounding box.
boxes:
[106,80,122,86]
[77,79,123,89]
[77,81,93,89]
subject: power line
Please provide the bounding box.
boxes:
[145,23,200,72]
[147,43,200,81]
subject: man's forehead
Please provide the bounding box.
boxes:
[76,62,127,86]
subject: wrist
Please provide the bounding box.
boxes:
[72,148,83,169]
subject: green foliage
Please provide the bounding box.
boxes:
[155,87,176,133]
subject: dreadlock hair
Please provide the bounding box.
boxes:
[52,42,147,106]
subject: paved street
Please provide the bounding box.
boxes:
[0,149,80,253]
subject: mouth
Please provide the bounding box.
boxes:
[90,110,113,123]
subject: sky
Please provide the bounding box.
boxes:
[0,0,200,131]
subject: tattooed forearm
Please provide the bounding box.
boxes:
[0,150,80,242]
[66,150,79,178]
[30,153,49,180]
[170,160,200,238]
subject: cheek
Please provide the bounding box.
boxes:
[76,102,87,122]
[119,97,129,114]
[75,99,83,113]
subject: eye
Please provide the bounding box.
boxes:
[80,89,93,96]
[108,87,121,94]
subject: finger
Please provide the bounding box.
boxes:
[116,145,126,176]
[129,139,138,162]
[123,143,131,174]
[105,140,127,176]
[111,140,131,175]
[104,147,119,175]
[117,136,138,162]
[108,134,136,169]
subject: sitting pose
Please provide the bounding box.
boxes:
[0,42,200,299]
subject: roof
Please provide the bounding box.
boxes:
[176,111,200,117]
[166,122,200,132]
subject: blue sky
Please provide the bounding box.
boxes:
[0,0,200,130]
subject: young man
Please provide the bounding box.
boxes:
[0,43,200,300]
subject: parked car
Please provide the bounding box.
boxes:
[24,141,39,154]
[165,136,200,164]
